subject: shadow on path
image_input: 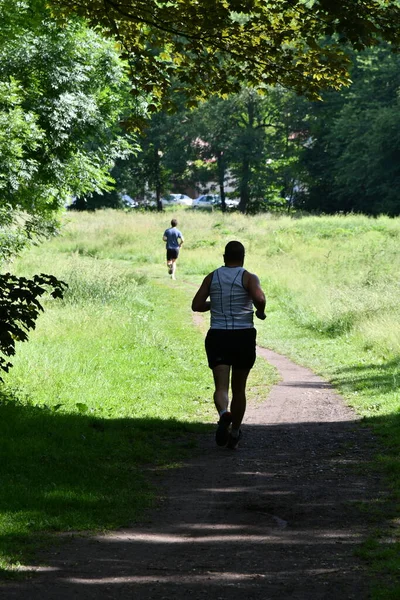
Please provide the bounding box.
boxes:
[0,348,386,600]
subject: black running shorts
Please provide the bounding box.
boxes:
[205,328,256,370]
[166,248,179,260]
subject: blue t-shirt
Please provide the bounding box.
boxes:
[164,227,183,250]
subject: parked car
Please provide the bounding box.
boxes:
[162,193,193,206]
[192,194,221,209]
[120,194,139,208]
[225,198,240,208]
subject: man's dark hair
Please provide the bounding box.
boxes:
[224,241,245,262]
[171,218,178,227]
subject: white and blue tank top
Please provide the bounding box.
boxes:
[209,266,254,330]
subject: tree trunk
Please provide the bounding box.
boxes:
[217,151,226,213]
[238,93,255,214]
[154,147,163,211]
[239,158,250,213]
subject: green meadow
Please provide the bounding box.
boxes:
[1,209,400,597]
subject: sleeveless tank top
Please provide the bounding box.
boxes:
[209,266,254,330]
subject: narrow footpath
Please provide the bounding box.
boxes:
[1,346,383,599]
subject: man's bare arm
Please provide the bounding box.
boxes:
[191,273,212,312]
[244,272,266,319]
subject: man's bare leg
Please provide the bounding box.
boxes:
[230,367,251,431]
[171,259,177,280]
[212,364,230,413]
[212,364,232,446]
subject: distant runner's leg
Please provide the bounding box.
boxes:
[171,259,177,279]
[166,250,172,274]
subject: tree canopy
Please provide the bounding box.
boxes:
[0,0,135,257]
[49,0,400,102]
[300,45,400,216]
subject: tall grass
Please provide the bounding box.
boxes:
[30,208,400,391]
[21,209,400,422]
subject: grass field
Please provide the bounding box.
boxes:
[1,209,400,597]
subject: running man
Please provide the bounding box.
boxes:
[191,241,266,449]
[163,218,184,280]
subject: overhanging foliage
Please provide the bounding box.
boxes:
[0,273,67,378]
[49,0,400,101]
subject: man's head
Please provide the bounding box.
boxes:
[171,218,178,227]
[224,241,245,265]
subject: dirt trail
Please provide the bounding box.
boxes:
[1,344,383,599]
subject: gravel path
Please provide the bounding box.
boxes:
[0,345,383,599]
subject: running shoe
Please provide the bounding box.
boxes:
[227,430,242,450]
[168,266,173,275]
[215,411,232,446]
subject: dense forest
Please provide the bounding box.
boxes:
[98,44,400,216]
